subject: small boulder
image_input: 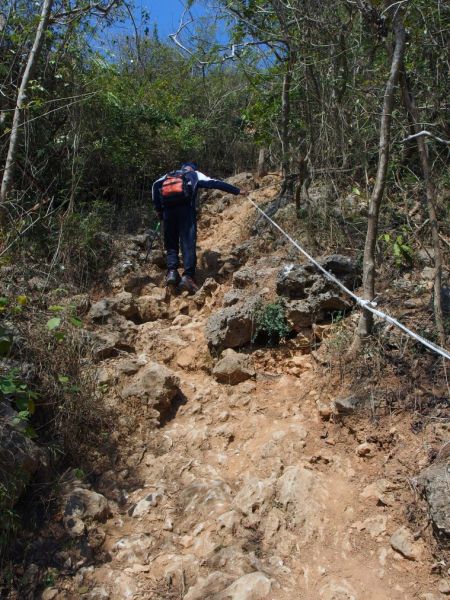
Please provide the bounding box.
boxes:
[121,362,180,424]
[63,488,110,537]
[137,295,168,322]
[213,349,255,385]
[206,297,260,351]
[333,396,359,415]
[218,571,273,600]
[356,442,375,457]
[390,526,421,560]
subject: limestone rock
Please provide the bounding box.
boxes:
[310,291,352,313]
[88,299,114,322]
[206,297,260,351]
[113,533,154,563]
[121,362,180,424]
[333,396,360,415]
[88,588,110,600]
[416,461,450,542]
[185,572,234,600]
[232,267,254,289]
[223,289,245,307]
[123,273,151,293]
[0,425,44,508]
[232,476,274,522]
[111,291,138,320]
[63,488,110,537]
[276,264,316,299]
[91,331,121,360]
[213,349,255,385]
[356,442,375,457]
[128,490,164,517]
[360,479,395,506]
[226,172,256,190]
[276,466,327,541]
[390,526,421,560]
[90,316,136,360]
[319,580,358,600]
[285,299,313,331]
[438,579,450,595]
[320,254,361,288]
[136,294,169,322]
[180,479,232,517]
[218,572,273,600]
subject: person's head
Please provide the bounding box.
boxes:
[181,161,198,172]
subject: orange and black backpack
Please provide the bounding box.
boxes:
[161,170,193,204]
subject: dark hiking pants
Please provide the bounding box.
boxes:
[163,203,197,278]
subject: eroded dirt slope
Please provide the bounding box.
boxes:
[45,174,447,600]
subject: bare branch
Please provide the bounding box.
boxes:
[169,9,283,66]
[400,130,450,145]
[51,0,119,23]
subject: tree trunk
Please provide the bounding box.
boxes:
[257,148,268,178]
[0,0,54,219]
[355,14,406,340]
[280,55,292,179]
[400,73,446,346]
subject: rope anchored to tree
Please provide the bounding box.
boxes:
[247,197,450,361]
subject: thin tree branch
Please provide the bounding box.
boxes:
[400,130,450,145]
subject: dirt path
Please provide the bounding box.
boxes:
[59,177,438,600]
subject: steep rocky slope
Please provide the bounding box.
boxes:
[18,174,448,600]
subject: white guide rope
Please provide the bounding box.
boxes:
[248,198,450,361]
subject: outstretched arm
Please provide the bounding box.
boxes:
[196,171,242,195]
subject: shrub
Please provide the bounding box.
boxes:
[253,300,290,346]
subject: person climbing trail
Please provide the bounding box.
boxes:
[152,162,245,293]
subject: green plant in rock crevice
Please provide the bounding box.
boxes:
[253,300,291,346]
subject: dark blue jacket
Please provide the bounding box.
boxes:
[152,169,240,213]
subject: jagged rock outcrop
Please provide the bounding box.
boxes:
[415,461,450,543]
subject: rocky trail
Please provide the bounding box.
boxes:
[40,174,447,600]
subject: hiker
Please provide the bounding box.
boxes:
[152,162,245,293]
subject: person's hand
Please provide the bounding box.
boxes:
[239,190,247,196]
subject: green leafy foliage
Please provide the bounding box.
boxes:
[253,300,291,346]
[0,369,38,436]
[380,232,414,268]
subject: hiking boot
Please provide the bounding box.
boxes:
[166,270,180,287]
[180,275,199,294]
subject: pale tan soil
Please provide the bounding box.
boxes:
[55,177,445,600]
